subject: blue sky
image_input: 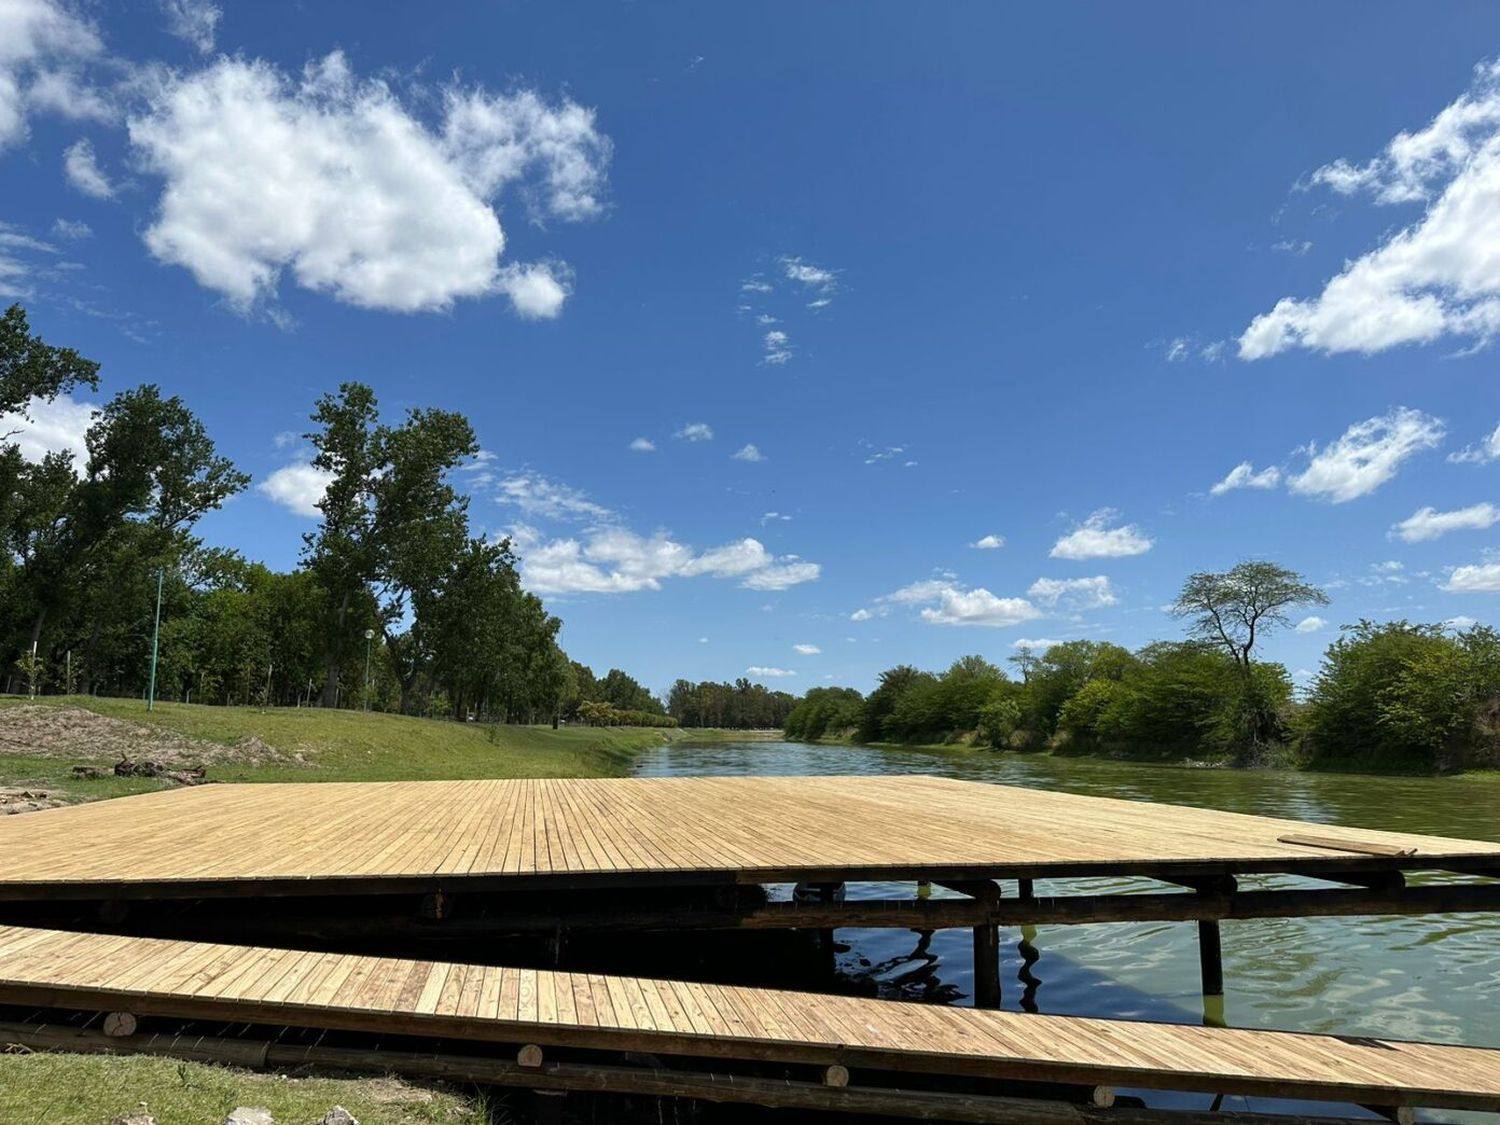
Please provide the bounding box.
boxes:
[6,2,1500,696]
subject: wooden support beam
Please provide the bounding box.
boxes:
[973,922,1001,1009]
[0,1022,1385,1125]
[1198,919,1225,1027]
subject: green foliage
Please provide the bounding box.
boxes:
[784,686,864,740]
[576,699,679,727]
[598,667,664,714]
[1023,640,1136,734]
[0,303,99,416]
[668,677,799,729]
[1302,621,1500,771]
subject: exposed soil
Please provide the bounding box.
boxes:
[0,705,289,768]
[0,786,62,815]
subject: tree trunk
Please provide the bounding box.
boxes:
[320,590,351,708]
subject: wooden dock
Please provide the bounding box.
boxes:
[3,775,1498,898]
[3,924,1499,1117]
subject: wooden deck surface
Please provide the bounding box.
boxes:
[1,924,1497,1111]
[2,775,1498,897]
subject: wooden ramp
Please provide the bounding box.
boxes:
[1,925,1498,1113]
[2,775,1498,898]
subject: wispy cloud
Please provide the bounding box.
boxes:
[732,443,764,462]
[675,422,714,442]
[495,470,613,522]
[1391,502,1500,542]
[1288,408,1444,503]
[1209,461,1282,496]
[628,436,655,452]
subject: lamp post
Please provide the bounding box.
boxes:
[363,628,375,712]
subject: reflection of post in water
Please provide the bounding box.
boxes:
[793,880,846,978]
[1016,923,1043,1013]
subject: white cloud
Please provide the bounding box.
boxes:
[1294,615,1328,634]
[971,534,1005,550]
[1209,461,1282,496]
[1271,239,1313,256]
[1011,637,1059,651]
[257,462,333,518]
[740,277,772,294]
[1241,61,1500,358]
[780,255,838,300]
[513,525,819,596]
[628,437,655,452]
[496,261,570,320]
[1449,422,1500,464]
[1027,575,1117,610]
[1444,614,1479,630]
[746,666,796,678]
[675,422,713,442]
[762,329,792,365]
[1050,508,1153,559]
[0,0,104,150]
[26,67,116,123]
[51,217,91,240]
[126,53,609,316]
[872,577,1043,629]
[1165,337,1190,362]
[1391,502,1500,542]
[0,393,94,464]
[793,644,821,655]
[161,0,220,54]
[732,443,764,462]
[1443,560,1500,593]
[63,138,113,198]
[1287,408,1444,503]
[495,470,612,523]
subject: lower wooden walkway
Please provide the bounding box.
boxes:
[2,925,1498,1114]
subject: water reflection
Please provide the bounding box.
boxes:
[636,740,1500,1122]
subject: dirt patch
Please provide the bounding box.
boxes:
[0,786,62,815]
[0,705,291,768]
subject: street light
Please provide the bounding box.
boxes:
[363,628,375,712]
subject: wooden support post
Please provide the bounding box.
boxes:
[973,921,1001,1009]
[1358,1106,1414,1125]
[1198,919,1224,1026]
[824,1064,850,1087]
[102,1011,137,1038]
[1018,878,1035,901]
[517,1043,544,1068]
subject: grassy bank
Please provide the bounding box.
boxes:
[0,1051,480,1124]
[0,695,684,804]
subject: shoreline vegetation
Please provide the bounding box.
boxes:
[784,563,1500,778]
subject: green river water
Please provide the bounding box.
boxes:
[633,739,1500,1121]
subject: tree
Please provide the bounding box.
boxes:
[1172,561,1327,674]
[0,303,99,418]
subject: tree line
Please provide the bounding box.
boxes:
[785,561,1500,773]
[666,678,798,729]
[1,304,665,724]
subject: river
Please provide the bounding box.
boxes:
[633,739,1500,1121]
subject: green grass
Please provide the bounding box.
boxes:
[0,1052,479,1124]
[0,694,683,799]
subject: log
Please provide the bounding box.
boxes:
[824,1064,850,1087]
[0,1022,1383,1125]
[102,1011,137,1038]
[518,1043,544,1068]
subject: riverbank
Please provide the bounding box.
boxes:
[0,695,690,808]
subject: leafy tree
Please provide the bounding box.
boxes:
[0,303,99,418]
[1172,562,1327,674]
[783,686,864,740]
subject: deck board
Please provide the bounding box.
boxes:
[1,924,1497,1110]
[3,776,1499,898]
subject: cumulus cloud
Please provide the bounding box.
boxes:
[257,462,333,517]
[1027,575,1117,611]
[1209,461,1282,496]
[0,392,94,463]
[512,525,819,596]
[1449,422,1500,464]
[675,422,713,442]
[161,0,220,54]
[1443,559,1500,593]
[1391,502,1500,542]
[62,137,112,197]
[1444,614,1479,630]
[1012,637,1060,651]
[746,666,796,678]
[793,644,821,655]
[0,0,104,149]
[628,436,655,452]
[859,577,1042,629]
[971,534,1004,550]
[1050,509,1153,560]
[732,443,764,462]
[1241,60,1500,358]
[1294,615,1328,634]
[494,470,612,523]
[125,52,609,316]
[1287,407,1444,503]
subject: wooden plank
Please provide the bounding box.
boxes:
[2,776,1497,900]
[1,926,1496,1113]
